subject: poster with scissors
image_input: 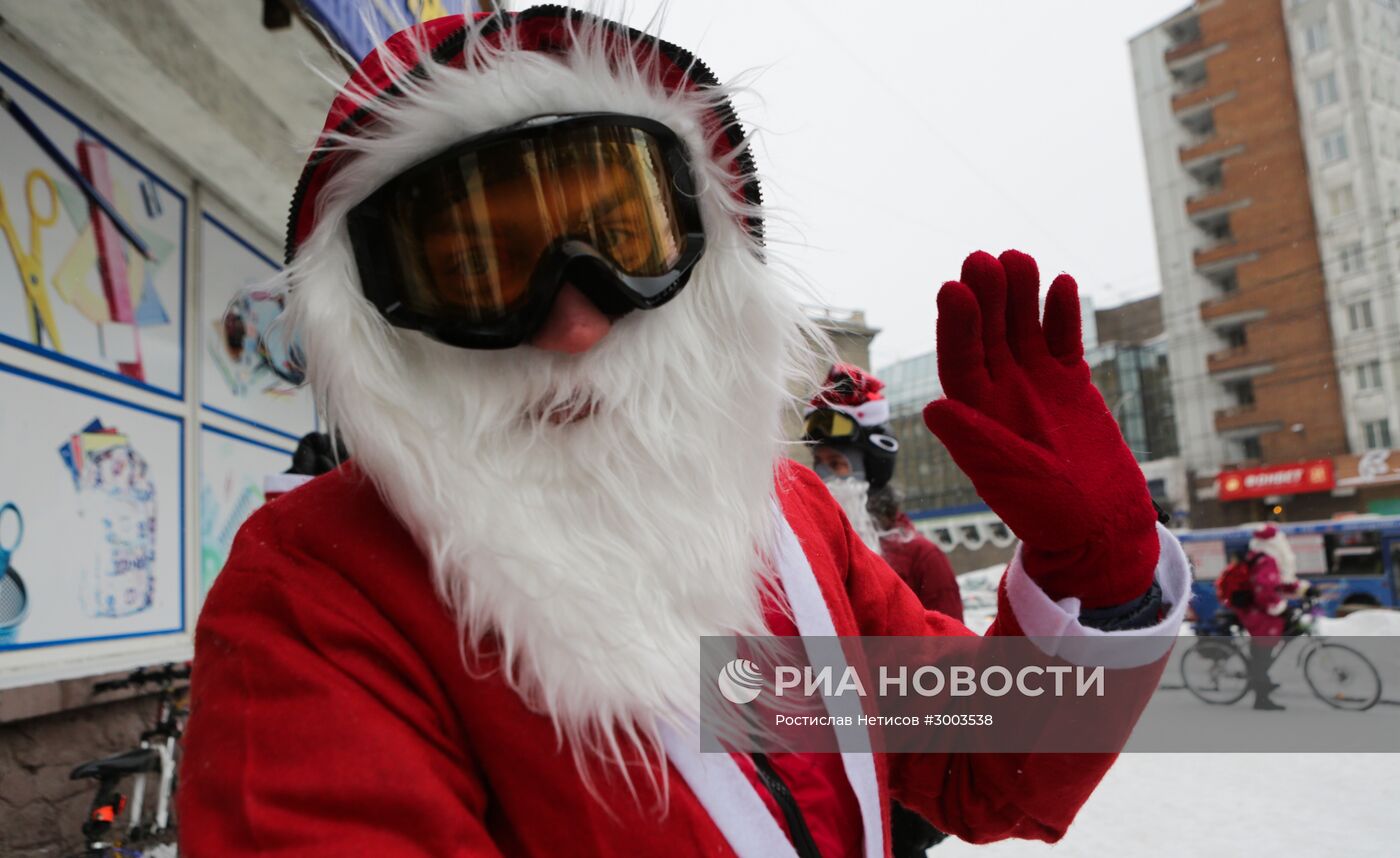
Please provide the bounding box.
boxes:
[0,363,183,650]
[199,210,315,440]
[199,426,290,602]
[0,62,186,398]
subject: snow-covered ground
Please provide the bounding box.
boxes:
[934,752,1400,857]
[942,570,1400,856]
[957,566,1002,635]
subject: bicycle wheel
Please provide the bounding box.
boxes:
[1304,642,1382,711]
[1180,639,1250,705]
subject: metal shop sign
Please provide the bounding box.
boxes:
[1217,458,1334,501]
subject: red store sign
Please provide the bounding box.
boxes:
[1217,459,1335,501]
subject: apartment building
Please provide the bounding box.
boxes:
[1131,0,1364,526]
[1282,0,1400,513]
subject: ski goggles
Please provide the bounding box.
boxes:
[803,410,861,443]
[346,113,706,350]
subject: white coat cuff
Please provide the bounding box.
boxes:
[1005,522,1190,668]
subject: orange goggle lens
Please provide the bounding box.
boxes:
[381,125,687,322]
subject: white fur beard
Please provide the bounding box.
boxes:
[280,17,830,772]
[824,476,881,556]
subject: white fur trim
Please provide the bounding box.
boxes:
[659,513,886,858]
[844,399,890,427]
[1005,522,1190,668]
[661,722,799,858]
[262,473,313,496]
[771,511,885,858]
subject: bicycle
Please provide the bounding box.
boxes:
[69,663,190,857]
[1180,596,1382,711]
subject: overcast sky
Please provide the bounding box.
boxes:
[612,0,1192,368]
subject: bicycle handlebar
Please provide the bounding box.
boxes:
[92,662,191,695]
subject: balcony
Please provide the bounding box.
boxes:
[1191,234,1269,273]
[1188,158,1225,192]
[1196,249,1258,283]
[1165,38,1206,65]
[1192,214,1234,251]
[1203,307,1267,330]
[1179,109,1216,143]
[1171,83,1221,115]
[1206,344,1264,375]
[1186,189,1241,218]
[1193,238,1245,270]
[1201,275,1239,302]
[1214,403,1265,434]
[1172,87,1213,115]
[1167,41,1226,93]
[1179,135,1240,168]
[1171,81,1208,112]
[1199,291,1254,322]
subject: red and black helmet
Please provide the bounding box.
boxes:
[803,365,900,490]
[284,6,763,265]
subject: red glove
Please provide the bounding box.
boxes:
[922,250,1158,609]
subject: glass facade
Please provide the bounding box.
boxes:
[1088,340,1181,464]
[878,327,1180,515]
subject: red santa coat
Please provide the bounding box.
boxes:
[1238,553,1288,638]
[879,516,964,623]
[180,461,1188,857]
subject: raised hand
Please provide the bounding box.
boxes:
[922,250,1158,609]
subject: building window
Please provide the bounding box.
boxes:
[1340,241,1366,273]
[1241,436,1264,460]
[1364,418,1393,449]
[1358,360,1383,390]
[1349,299,1375,330]
[1222,325,1247,349]
[1225,378,1256,405]
[1321,129,1349,161]
[1305,20,1331,53]
[1328,184,1357,216]
[1314,72,1341,106]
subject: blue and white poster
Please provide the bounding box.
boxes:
[0,363,184,650]
[0,62,187,398]
[199,212,316,441]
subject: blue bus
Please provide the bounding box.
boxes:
[1177,515,1400,624]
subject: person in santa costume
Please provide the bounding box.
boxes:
[179,7,1190,856]
[869,485,964,625]
[803,364,964,625]
[1216,525,1304,710]
[803,364,898,552]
